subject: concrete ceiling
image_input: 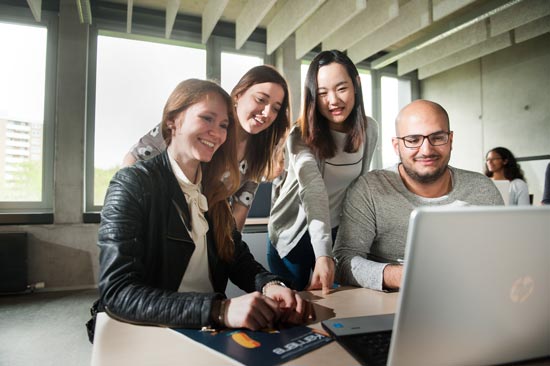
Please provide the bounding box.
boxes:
[26,0,550,78]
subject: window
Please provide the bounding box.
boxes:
[358,70,373,117]
[0,19,54,214]
[88,33,206,209]
[221,52,262,93]
[300,61,310,91]
[381,75,412,168]
[86,17,270,216]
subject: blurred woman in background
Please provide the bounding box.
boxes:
[485,146,530,205]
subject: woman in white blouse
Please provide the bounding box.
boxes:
[95,79,313,334]
[485,147,530,205]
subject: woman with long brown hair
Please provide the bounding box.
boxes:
[268,50,379,293]
[94,79,312,333]
[123,65,291,230]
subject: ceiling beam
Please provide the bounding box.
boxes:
[418,31,512,79]
[165,0,179,39]
[348,0,432,65]
[202,0,230,44]
[26,0,42,22]
[398,20,488,76]
[369,0,521,70]
[295,0,366,59]
[432,0,478,21]
[266,0,325,55]
[514,15,550,43]
[126,0,133,34]
[490,0,550,36]
[75,0,92,24]
[322,0,398,52]
[236,0,277,49]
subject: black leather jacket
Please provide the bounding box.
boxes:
[98,151,283,328]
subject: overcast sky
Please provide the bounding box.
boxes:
[0,22,46,124]
[0,21,262,169]
[94,35,207,169]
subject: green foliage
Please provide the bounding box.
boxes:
[0,160,42,201]
[0,162,119,206]
[94,166,119,206]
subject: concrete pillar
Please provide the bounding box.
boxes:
[54,1,89,223]
[275,35,301,123]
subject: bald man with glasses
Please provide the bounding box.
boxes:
[334,100,503,291]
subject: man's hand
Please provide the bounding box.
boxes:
[307,256,335,295]
[382,264,403,290]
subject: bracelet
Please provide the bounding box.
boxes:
[262,280,287,296]
[217,299,227,328]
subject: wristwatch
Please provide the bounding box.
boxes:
[262,280,287,296]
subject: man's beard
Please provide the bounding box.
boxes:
[400,154,449,184]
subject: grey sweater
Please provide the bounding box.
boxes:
[269,118,379,260]
[334,164,504,291]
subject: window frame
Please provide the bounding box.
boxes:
[0,4,57,223]
[85,28,208,213]
[84,7,270,221]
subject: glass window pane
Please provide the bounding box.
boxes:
[359,70,372,117]
[221,52,262,93]
[381,76,411,168]
[93,35,206,206]
[300,62,309,92]
[0,22,47,202]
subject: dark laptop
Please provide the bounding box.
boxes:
[322,313,394,366]
[323,206,550,366]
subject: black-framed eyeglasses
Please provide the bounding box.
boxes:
[395,131,452,149]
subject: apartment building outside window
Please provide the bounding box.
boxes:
[0,17,54,214]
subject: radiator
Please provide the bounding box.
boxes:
[0,232,28,293]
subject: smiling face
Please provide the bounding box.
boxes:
[392,100,453,184]
[235,82,285,135]
[316,62,355,132]
[167,92,229,179]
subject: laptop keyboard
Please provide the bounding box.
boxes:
[338,330,393,366]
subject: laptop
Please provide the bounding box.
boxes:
[323,206,550,366]
[492,180,511,205]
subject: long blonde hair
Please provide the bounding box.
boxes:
[161,79,240,261]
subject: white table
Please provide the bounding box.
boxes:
[91,286,398,365]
